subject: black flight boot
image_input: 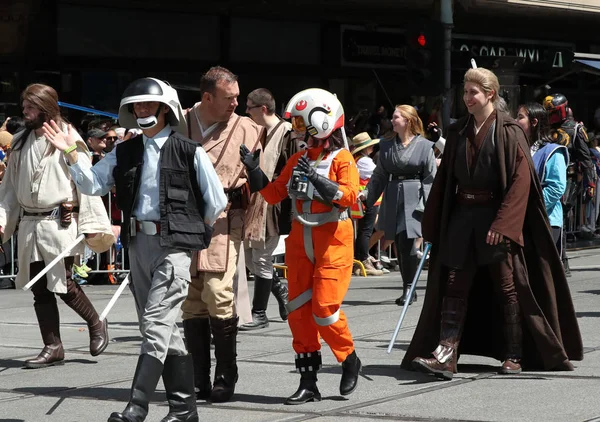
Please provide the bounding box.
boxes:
[285,352,322,405]
[340,350,362,396]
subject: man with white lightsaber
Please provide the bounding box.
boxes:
[0,84,115,369]
[44,77,227,422]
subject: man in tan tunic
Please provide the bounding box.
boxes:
[182,66,265,402]
[0,84,114,369]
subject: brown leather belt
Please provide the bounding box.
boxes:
[456,190,499,205]
[23,207,79,217]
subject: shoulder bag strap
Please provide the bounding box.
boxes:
[214,116,242,172]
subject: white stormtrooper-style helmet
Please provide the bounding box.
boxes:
[118,78,186,133]
[284,88,344,141]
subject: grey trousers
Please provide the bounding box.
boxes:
[244,235,279,279]
[129,232,191,362]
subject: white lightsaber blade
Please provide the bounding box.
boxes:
[22,234,86,291]
[99,274,130,321]
[387,242,432,354]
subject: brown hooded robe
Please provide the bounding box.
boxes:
[400,112,583,371]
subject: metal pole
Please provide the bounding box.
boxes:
[441,0,454,132]
[387,242,432,353]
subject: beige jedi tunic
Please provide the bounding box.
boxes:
[244,120,292,246]
[0,130,115,293]
[184,108,265,273]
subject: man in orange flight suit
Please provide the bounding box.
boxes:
[240,88,362,405]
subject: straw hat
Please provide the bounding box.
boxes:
[0,131,12,148]
[351,132,379,155]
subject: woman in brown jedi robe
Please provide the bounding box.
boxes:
[403,68,582,380]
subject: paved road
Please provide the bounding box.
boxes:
[0,249,599,422]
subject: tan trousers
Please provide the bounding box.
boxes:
[182,226,242,320]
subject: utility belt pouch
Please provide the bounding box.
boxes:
[129,217,137,238]
[59,203,74,228]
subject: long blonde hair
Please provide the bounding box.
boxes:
[395,105,424,137]
[464,68,500,103]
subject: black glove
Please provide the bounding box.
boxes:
[239,145,269,192]
[295,155,340,205]
[296,155,318,182]
[427,124,441,142]
[240,144,261,171]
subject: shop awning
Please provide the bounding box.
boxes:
[573,54,600,76]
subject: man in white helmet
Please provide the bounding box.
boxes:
[240,88,362,404]
[43,77,227,422]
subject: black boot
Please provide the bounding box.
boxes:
[108,354,163,422]
[183,318,212,400]
[160,355,199,422]
[285,352,322,405]
[396,252,419,306]
[271,271,289,321]
[240,276,272,331]
[340,350,361,396]
[395,284,417,306]
[563,257,572,277]
[210,316,239,403]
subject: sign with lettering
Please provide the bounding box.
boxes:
[452,34,575,70]
[341,25,408,68]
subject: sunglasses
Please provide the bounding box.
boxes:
[103,136,118,141]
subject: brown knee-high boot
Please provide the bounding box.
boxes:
[412,297,467,380]
[25,263,64,369]
[499,302,522,374]
[59,279,109,356]
[24,300,64,369]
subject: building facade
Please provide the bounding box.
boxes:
[2,0,600,128]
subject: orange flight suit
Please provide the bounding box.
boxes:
[259,145,359,362]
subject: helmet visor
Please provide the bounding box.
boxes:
[291,116,307,133]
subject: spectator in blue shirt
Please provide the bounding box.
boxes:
[516,102,568,252]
